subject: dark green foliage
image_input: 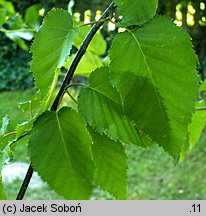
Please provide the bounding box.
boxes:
[0,34,33,91]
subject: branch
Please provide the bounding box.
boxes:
[65,90,77,104]
[16,164,33,200]
[8,131,30,148]
[3,131,16,139]
[65,83,87,89]
[51,1,115,111]
[79,17,111,27]
[16,1,115,200]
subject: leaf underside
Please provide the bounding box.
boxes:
[31,8,76,100]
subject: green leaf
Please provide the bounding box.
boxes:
[115,0,158,26]
[25,4,41,30]
[110,16,198,158]
[74,25,107,55]
[0,0,15,15]
[31,8,77,100]
[64,51,103,76]
[0,116,9,145]
[18,100,32,114]
[89,127,127,199]
[78,67,151,148]
[0,145,14,165]
[16,92,44,139]
[0,116,9,137]
[23,89,50,117]
[0,8,6,26]
[28,107,94,199]
[16,120,33,139]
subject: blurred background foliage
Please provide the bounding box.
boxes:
[1,0,206,199]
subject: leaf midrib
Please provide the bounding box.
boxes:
[55,112,72,167]
[130,30,168,129]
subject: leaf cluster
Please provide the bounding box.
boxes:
[0,0,203,200]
